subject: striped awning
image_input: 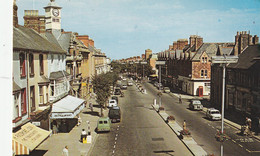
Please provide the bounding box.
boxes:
[12,123,51,155]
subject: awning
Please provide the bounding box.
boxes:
[50,95,85,119]
[12,123,51,155]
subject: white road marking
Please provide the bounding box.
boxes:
[115,137,117,140]
[115,141,117,144]
[114,145,116,148]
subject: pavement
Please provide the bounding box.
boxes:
[33,97,107,156]
[169,92,260,141]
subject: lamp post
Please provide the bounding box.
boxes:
[156,61,166,107]
[211,55,238,156]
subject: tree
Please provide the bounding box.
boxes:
[92,72,119,116]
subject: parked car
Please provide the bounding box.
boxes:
[111,96,118,103]
[121,84,127,90]
[97,117,111,132]
[206,108,221,120]
[163,87,171,93]
[114,87,121,95]
[108,99,118,107]
[189,100,203,110]
[157,83,164,90]
[108,106,121,122]
[127,81,133,86]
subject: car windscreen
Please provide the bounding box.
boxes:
[211,111,220,114]
[109,109,120,116]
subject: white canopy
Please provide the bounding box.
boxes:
[50,95,85,119]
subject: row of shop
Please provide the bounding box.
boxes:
[12,95,86,155]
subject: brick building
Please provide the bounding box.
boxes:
[211,31,259,117]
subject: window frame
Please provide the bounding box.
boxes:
[39,54,44,75]
[19,53,26,77]
[200,70,204,77]
[21,88,27,115]
[29,53,34,76]
[30,86,35,112]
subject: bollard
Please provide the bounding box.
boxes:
[87,121,92,143]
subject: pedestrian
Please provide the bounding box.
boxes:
[89,102,93,112]
[179,94,182,104]
[81,129,87,142]
[183,120,187,131]
[62,146,69,156]
[77,116,82,127]
[246,117,252,131]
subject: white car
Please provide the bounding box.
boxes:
[108,99,118,107]
[127,81,133,86]
[206,108,221,120]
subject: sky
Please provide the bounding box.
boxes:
[16,0,260,60]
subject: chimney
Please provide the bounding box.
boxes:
[253,35,259,44]
[195,36,203,51]
[177,39,188,50]
[13,0,19,27]
[76,35,89,47]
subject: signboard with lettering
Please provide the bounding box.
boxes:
[32,122,41,127]
[50,103,85,119]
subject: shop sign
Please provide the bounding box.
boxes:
[51,112,73,119]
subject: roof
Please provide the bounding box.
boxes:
[192,43,223,61]
[57,33,72,53]
[13,81,21,92]
[51,95,85,113]
[228,44,260,69]
[43,0,62,9]
[13,26,66,54]
[38,75,50,84]
[49,70,70,80]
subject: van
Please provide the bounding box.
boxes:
[109,106,121,122]
[97,117,111,132]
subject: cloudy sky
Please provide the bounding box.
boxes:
[16,0,260,60]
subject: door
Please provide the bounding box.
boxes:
[198,86,203,97]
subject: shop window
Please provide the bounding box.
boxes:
[39,54,44,75]
[19,53,26,77]
[21,88,27,115]
[29,54,34,76]
[30,86,35,111]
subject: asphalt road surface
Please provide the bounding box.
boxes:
[143,82,260,156]
[90,83,193,156]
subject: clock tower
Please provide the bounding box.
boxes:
[44,0,62,38]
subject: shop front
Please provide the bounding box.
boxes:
[12,123,51,155]
[50,95,85,133]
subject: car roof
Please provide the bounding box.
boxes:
[98,117,110,121]
[110,106,120,110]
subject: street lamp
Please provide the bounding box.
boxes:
[156,61,166,107]
[211,55,238,156]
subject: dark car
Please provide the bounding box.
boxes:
[114,87,121,95]
[111,96,118,103]
[108,106,121,122]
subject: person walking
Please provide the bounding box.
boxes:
[81,129,87,142]
[179,94,182,104]
[89,102,93,112]
[77,116,82,127]
[183,120,187,131]
[62,146,69,156]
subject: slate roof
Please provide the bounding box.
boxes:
[38,75,50,84]
[228,44,260,69]
[192,43,224,61]
[57,33,72,53]
[13,26,66,54]
[13,81,21,92]
[49,70,70,80]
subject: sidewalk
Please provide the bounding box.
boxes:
[170,92,260,141]
[34,98,107,156]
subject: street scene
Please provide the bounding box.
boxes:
[7,0,260,156]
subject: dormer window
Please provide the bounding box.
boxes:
[202,57,208,63]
